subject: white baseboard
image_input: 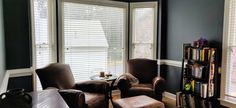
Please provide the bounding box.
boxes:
[7,68,34,78]
[163,92,176,101]
[0,72,9,94]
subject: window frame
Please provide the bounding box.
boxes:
[57,0,129,79]
[31,0,57,90]
[220,0,236,107]
[129,2,158,59]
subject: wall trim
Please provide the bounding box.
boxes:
[220,98,236,108]
[0,72,9,94]
[0,68,34,94]
[157,59,183,67]
[163,92,176,101]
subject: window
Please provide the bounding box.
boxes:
[130,2,157,59]
[221,0,236,107]
[32,0,56,90]
[61,1,127,82]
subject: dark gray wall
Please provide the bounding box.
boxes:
[0,0,5,86]
[3,0,32,69]
[161,0,224,94]
[160,65,182,93]
[3,0,33,91]
[165,0,224,60]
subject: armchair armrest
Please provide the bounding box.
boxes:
[74,80,109,94]
[116,76,132,92]
[58,89,86,108]
[152,76,166,94]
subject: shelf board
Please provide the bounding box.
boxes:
[186,59,209,65]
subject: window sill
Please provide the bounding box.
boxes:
[220,96,236,108]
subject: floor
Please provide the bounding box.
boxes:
[162,96,176,108]
[110,93,176,108]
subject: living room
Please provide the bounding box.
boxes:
[0,0,234,108]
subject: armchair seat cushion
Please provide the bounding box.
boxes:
[84,92,106,108]
[132,84,153,88]
[128,84,155,99]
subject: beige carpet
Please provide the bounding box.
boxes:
[110,94,176,108]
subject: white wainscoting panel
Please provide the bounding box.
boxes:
[0,68,34,94]
[157,59,185,67]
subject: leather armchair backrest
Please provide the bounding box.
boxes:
[127,59,157,84]
[36,63,75,89]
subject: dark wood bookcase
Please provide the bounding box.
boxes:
[176,43,220,108]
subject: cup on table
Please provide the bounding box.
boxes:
[100,71,105,77]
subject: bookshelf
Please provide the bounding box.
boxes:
[177,41,220,108]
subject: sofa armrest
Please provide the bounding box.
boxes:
[58,89,86,108]
[152,76,166,94]
[74,80,109,94]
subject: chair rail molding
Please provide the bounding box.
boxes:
[157,59,183,67]
[0,68,34,93]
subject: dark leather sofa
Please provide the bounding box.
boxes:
[36,63,109,108]
[117,58,166,101]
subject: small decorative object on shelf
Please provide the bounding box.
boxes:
[177,38,220,108]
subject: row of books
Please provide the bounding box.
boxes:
[184,47,216,62]
[182,79,209,98]
[176,92,213,108]
[185,64,206,79]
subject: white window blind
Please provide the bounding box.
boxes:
[131,3,156,59]
[63,2,125,82]
[225,0,236,98]
[33,0,55,90]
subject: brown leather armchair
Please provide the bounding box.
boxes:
[36,63,109,108]
[117,58,166,101]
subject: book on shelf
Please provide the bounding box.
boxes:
[191,80,195,92]
[176,92,182,107]
[194,81,201,95]
[183,43,192,59]
[189,95,195,108]
[200,83,208,98]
